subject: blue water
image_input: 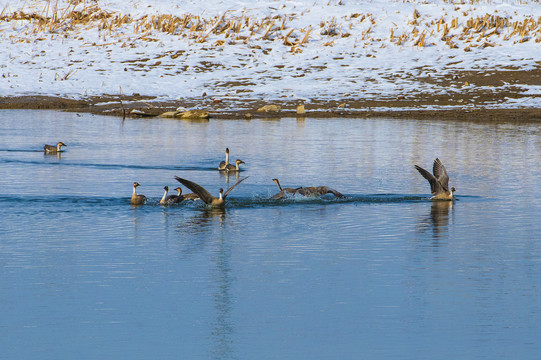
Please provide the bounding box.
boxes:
[1,110,540,359]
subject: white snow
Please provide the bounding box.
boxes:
[1,0,540,111]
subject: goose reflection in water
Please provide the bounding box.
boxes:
[220,169,241,184]
[417,200,454,241]
[178,208,227,235]
[176,206,235,358]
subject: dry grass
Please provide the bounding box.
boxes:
[1,0,540,52]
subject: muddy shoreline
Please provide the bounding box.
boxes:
[1,93,540,122]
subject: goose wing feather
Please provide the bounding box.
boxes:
[432,158,450,191]
[414,165,444,196]
[175,177,215,204]
[223,176,249,199]
[326,188,345,198]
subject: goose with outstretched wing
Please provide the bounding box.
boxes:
[174,176,248,208]
[414,158,455,200]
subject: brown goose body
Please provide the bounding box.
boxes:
[175,176,248,208]
[224,159,245,172]
[270,178,302,200]
[218,148,230,170]
[161,186,199,204]
[44,142,66,153]
[414,158,455,200]
[180,190,200,201]
[130,182,147,205]
[161,186,180,205]
[296,186,345,198]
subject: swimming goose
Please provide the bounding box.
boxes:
[174,176,248,208]
[161,186,200,204]
[270,178,302,200]
[130,182,147,205]
[175,187,200,201]
[160,186,180,205]
[44,142,66,153]
[414,158,456,200]
[296,186,345,198]
[224,159,245,172]
[218,148,230,170]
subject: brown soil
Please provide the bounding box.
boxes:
[1,68,541,122]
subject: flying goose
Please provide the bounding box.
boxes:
[414,158,456,200]
[130,182,147,205]
[218,148,230,170]
[44,142,66,153]
[174,176,248,208]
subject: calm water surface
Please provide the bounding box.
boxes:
[1,110,540,359]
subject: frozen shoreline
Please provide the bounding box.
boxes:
[1,0,540,115]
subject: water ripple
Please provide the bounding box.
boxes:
[0,194,485,210]
[0,158,215,171]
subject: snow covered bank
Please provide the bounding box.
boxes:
[1,0,540,113]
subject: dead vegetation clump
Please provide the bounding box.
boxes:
[0,1,539,52]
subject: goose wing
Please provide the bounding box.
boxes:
[175,177,215,204]
[325,187,345,198]
[415,165,445,196]
[297,187,317,196]
[223,176,249,199]
[432,158,450,191]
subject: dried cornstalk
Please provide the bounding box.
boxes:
[198,11,227,42]
[261,19,275,40]
[299,26,312,45]
[414,31,426,47]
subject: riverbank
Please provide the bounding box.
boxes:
[1,65,540,121]
[1,0,540,121]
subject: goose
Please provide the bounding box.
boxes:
[224,159,245,172]
[296,186,345,198]
[218,148,230,170]
[44,142,66,153]
[160,186,180,205]
[130,182,147,205]
[174,176,248,208]
[414,158,456,200]
[161,186,200,204]
[270,178,302,200]
[175,187,200,201]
